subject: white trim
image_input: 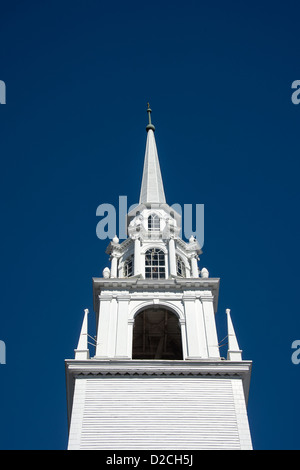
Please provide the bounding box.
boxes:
[128,300,185,322]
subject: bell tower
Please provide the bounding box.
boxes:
[65,106,253,450]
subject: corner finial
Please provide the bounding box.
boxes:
[146,102,155,132]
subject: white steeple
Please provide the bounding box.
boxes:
[105,105,201,282]
[65,106,253,451]
[139,104,166,205]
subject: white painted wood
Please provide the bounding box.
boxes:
[95,295,111,357]
[183,295,199,358]
[115,296,130,357]
[168,237,176,276]
[66,109,253,451]
[67,376,252,450]
[92,280,221,361]
[226,309,243,361]
[134,238,140,276]
[231,379,253,449]
[74,309,90,360]
[195,298,209,358]
[201,294,220,358]
[139,128,166,205]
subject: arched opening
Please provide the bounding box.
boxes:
[132,307,183,359]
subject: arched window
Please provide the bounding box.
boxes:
[148,214,160,232]
[145,248,165,279]
[123,255,134,277]
[132,308,183,359]
[176,255,186,277]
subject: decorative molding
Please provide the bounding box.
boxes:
[116,295,131,302]
[65,359,252,419]
[93,277,220,314]
[200,293,214,302]
[128,299,185,321]
[66,360,252,381]
[182,294,197,302]
[98,294,113,301]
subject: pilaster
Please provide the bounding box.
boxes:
[110,255,118,278]
[168,237,176,277]
[134,238,141,276]
[191,255,199,278]
[115,295,131,358]
[201,293,220,359]
[183,294,200,358]
[95,294,112,357]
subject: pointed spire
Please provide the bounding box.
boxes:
[146,102,155,132]
[139,104,166,205]
[226,309,242,361]
[75,309,90,359]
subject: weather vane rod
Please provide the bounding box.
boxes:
[146,102,155,132]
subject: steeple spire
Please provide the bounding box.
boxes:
[146,103,155,132]
[139,104,166,205]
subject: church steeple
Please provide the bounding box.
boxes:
[139,104,166,205]
[66,106,253,451]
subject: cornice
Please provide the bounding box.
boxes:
[65,359,252,425]
[92,277,220,312]
[66,359,251,378]
[93,277,220,290]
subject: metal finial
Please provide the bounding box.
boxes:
[146,103,155,132]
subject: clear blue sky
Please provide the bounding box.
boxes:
[0,0,300,450]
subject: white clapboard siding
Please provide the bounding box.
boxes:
[68,376,246,450]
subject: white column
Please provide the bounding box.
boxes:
[168,237,176,277]
[110,255,118,278]
[191,255,199,278]
[127,319,135,358]
[107,296,118,357]
[183,295,201,358]
[185,262,191,278]
[195,298,209,358]
[95,294,112,357]
[134,238,140,276]
[179,319,188,359]
[115,296,130,358]
[201,293,220,358]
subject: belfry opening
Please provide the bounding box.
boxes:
[132,307,183,360]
